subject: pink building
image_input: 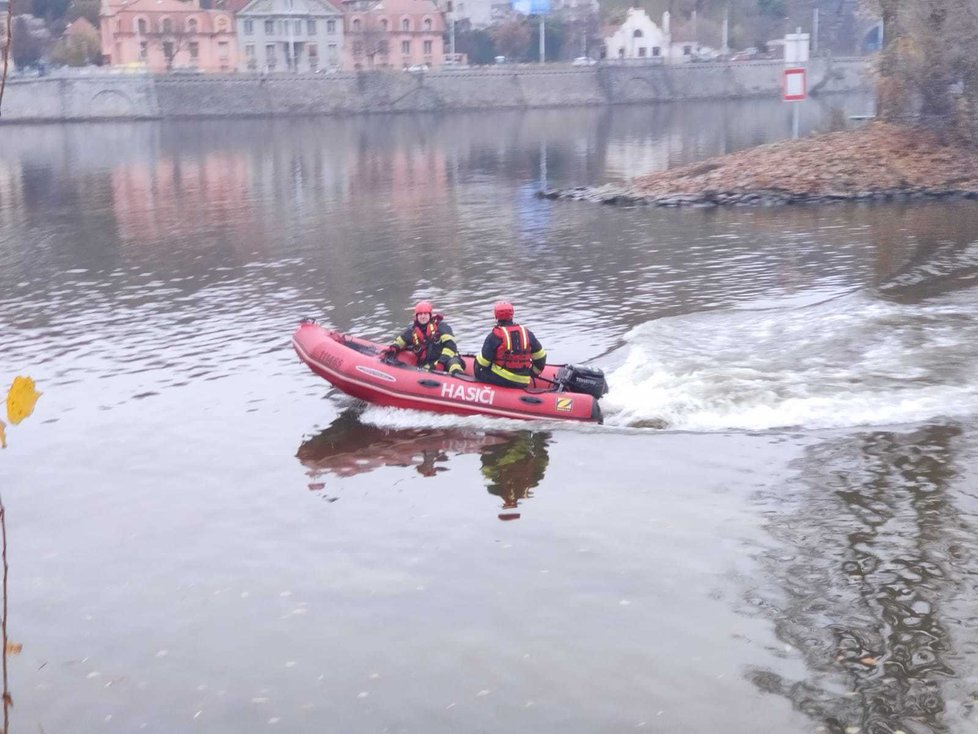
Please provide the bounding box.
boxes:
[342,0,445,71]
[100,0,238,73]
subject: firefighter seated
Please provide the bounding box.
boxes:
[474,301,546,388]
[384,300,464,375]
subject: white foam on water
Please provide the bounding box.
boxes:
[358,405,536,432]
[602,290,978,431]
[356,403,610,435]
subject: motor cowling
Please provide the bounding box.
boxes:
[554,365,608,399]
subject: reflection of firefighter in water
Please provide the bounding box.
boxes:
[480,431,551,521]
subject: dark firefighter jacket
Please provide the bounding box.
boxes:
[393,315,460,369]
[475,320,546,387]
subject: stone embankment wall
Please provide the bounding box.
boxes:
[0,58,869,123]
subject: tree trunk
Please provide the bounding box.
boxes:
[876,0,903,121]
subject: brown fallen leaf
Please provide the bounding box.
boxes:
[859,656,878,666]
[5,642,23,656]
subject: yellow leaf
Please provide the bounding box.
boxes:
[4,642,22,655]
[6,376,41,425]
[0,420,5,449]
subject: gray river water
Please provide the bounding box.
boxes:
[2,96,978,733]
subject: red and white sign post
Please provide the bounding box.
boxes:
[783,67,807,101]
[783,30,810,138]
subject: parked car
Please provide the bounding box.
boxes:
[691,49,720,62]
[730,47,759,62]
[405,64,429,73]
[572,56,598,66]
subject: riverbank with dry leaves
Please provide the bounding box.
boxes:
[541,122,978,208]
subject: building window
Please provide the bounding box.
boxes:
[163,41,174,60]
[162,17,173,34]
[294,19,302,34]
[352,18,361,32]
[401,40,409,54]
[307,19,316,35]
[423,17,431,31]
[423,39,432,54]
[266,43,276,70]
[189,41,199,59]
[327,19,336,33]
[353,41,363,56]
[328,43,337,62]
[378,39,388,55]
[652,46,660,56]
[244,19,253,35]
[683,45,692,55]
[139,40,148,59]
[137,18,147,34]
[246,44,255,58]
[217,17,228,32]
[638,47,646,57]
[401,18,410,31]
[218,41,229,59]
[308,43,317,70]
[380,18,388,31]
[187,17,198,33]
[264,19,274,33]
[633,29,643,38]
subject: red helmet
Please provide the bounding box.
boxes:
[493,301,514,321]
[414,300,433,317]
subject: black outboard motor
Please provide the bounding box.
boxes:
[554,365,609,399]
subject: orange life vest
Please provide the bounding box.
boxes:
[411,319,442,364]
[492,323,532,372]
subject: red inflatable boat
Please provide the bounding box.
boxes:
[291,321,607,423]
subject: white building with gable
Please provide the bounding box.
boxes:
[602,8,669,60]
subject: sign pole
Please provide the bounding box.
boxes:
[783,29,809,140]
[539,14,545,64]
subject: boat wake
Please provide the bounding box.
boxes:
[602,288,978,431]
[349,285,978,435]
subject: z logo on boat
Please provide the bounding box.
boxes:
[356,365,397,382]
[556,397,573,412]
[440,383,496,405]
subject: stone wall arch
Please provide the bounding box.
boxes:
[87,89,136,117]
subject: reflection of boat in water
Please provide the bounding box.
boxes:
[296,410,510,479]
[296,411,551,520]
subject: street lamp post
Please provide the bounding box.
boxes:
[288,0,296,72]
